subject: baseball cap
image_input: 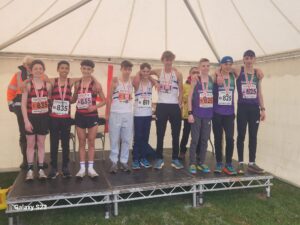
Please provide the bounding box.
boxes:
[243,50,256,57]
[220,56,233,64]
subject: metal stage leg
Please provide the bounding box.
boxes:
[104,204,111,219]
[266,179,271,198]
[113,194,118,216]
[192,185,197,207]
[8,216,13,225]
[198,185,204,205]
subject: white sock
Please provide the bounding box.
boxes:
[249,162,254,165]
[239,162,244,165]
[80,161,86,170]
[88,161,94,170]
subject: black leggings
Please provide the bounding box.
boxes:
[237,104,260,163]
[180,119,191,154]
[212,113,235,164]
[156,103,181,160]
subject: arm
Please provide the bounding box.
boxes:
[7,73,18,111]
[177,72,183,108]
[106,77,117,120]
[69,78,81,87]
[71,82,79,104]
[258,79,266,121]
[132,72,141,91]
[21,83,33,132]
[187,80,196,123]
[88,83,106,112]
[255,68,264,80]
[149,69,161,77]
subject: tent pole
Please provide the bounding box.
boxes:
[0,0,94,51]
[183,0,220,62]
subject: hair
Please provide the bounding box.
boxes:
[80,59,95,68]
[22,55,34,66]
[121,60,133,69]
[140,62,151,70]
[189,66,198,74]
[161,50,176,61]
[57,60,70,69]
[30,59,45,71]
[199,58,210,64]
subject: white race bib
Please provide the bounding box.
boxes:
[77,93,92,109]
[31,97,48,114]
[242,84,257,99]
[137,96,152,108]
[218,91,233,105]
[199,92,213,108]
[52,100,69,115]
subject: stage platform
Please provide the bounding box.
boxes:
[5,150,273,224]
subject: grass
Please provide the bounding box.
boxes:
[0,172,299,225]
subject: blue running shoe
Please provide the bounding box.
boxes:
[223,164,237,175]
[140,158,152,168]
[214,162,223,173]
[154,159,164,169]
[171,159,184,169]
[131,160,141,170]
[189,164,197,174]
[197,164,210,173]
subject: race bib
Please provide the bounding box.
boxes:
[137,96,152,108]
[31,97,48,114]
[199,92,213,108]
[242,84,257,99]
[218,91,233,105]
[118,91,131,103]
[52,100,69,115]
[77,93,92,109]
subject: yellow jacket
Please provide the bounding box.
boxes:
[182,82,192,119]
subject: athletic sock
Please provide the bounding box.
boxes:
[249,162,254,166]
[28,163,33,171]
[88,161,94,170]
[38,163,44,170]
[80,161,86,170]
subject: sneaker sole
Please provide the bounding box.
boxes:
[171,163,183,169]
[140,163,152,168]
[154,162,164,170]
[247,168,265,174]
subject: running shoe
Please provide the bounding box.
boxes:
[38,169,47,180]
[140,158,152,168]
[248,163,265,174]
[223,164,237,175]
[25,169,34,181]
[62,167,72,178]
[214,162,223,173]
[48,168,59,179]
[197,164,210,173]
[189,164,197,174]
[88,167,99,178]
[132,160,141,170]
[237,163,245,175]
[120,163,131,172]
[76,168,86,178]
[154,159,164,169]
[110,162,118,174]
[171,159,184,169]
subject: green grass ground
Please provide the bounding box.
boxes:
[0,172,299,225]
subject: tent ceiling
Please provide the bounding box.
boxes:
[0,0,299,62]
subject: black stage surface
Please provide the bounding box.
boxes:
[8,149,272,202]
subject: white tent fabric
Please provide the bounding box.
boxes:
[0,0,299,62]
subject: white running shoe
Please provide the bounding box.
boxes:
[76,168,86,178]
[38,169,47,180]
[88,167,99,178]
[26,169,34,181]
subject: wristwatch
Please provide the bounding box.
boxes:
[188,111,192,115]
[260,107,266,111]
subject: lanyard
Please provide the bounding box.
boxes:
[80,79,91,94]
[163,69,172,85]
[201,76,209,95]
[58,78,67,101]
[222,73,230,94]
[244,69,254,88]
[32,79,44,100]
[140,80,149,98]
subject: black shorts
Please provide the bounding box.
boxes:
[26,114,49,135]
[75,113,99,129]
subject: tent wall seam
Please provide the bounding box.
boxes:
[120,0,136,57]
[15,0,59,37]
[70,0,103,55]
[230,0,266,55]
[270,0,300,34]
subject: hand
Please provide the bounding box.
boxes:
[260,110,266,121]
[8,103,15,112]
[188,114,194,123]
[256,68,264,80]
[25,121,33,133]
[87,105,97,112]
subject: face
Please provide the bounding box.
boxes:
[162,57,174,68]
[121,66,132,78]
[198,61,210,75]
[24,59,33,72]
[31,64,44,78]
[80,65,93,77]
[140,67,151,79]
[243,56,255,67]
[190,68,200,76]
[221,62,233,73]
[57,64,70,78]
